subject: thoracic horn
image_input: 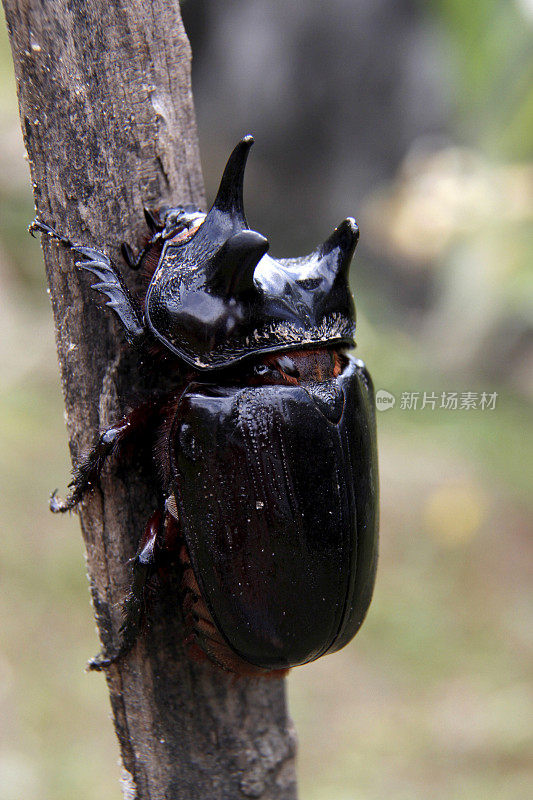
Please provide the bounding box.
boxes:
[320,218,359,281]
[207,135,255,225]
[206,230,269,298]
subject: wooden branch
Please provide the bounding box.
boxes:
[2,1,298,797]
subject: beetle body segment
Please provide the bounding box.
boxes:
[171,356,378,669]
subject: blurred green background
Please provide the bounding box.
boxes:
[0,1,532,798]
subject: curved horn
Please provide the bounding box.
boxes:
[206,230,269,298]
[321,218,359,281]
[210,135,254,222]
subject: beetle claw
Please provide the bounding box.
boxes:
[87,639,135,671]
[86,652,116,672]
[49,489,72,513]
[121,241,136,269]
[143,206,162,233]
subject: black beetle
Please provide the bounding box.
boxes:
[31,136,378,675]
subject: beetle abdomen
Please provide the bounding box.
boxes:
[171,356,378,670]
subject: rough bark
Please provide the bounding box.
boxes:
[2,1,298,798]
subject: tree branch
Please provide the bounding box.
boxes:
[2,1,298,797]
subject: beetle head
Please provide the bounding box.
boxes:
[145,136,358,369]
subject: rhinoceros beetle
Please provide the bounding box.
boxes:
[31,136,378,676]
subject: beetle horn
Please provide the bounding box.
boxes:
[207,230,269,298]
[320,218,359,281]
[209,135,254,223]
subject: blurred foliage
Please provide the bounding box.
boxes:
[427,0,533,158]
[0,2,532,799]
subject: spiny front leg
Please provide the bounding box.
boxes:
[29,219,145,347]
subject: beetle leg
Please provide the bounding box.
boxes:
[88,508,163,671]
[120,233,161,271]
[120,206,164,270]
[144,206,163,233]
[120,205,204,271]
[30,219,146,347]
[51,397,164,512]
